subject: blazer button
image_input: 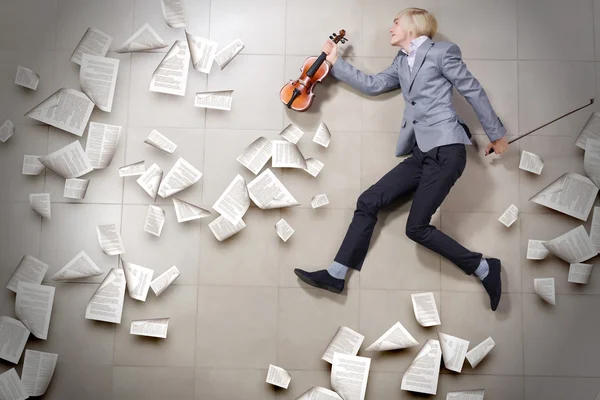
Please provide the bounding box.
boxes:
[411,101,416,105]
[413,120,418,124]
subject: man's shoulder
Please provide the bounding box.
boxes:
[431,40,459,52]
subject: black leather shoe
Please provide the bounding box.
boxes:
[482,258,502,311]
[294,269,344,294]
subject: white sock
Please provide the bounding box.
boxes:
[327,262,349,280]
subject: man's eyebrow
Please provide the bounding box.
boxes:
[393,18,398,23]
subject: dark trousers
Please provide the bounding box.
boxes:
[334,141,482,275]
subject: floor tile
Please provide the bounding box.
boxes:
[523,293,600,377]
[518,0,594,61]
[277,287,359,370]
[198,207,281,287]
[0,0,57,50]
[440,291,523,375]
[205,55,284,130]
[196,368,276,400]
[438,374,523,400]
[0,125,47,203]
[121,204,200,285]
[440,211,521,293]
[112,366,194,400]
[196,286,278,368]
[44,364,113,400]
[524,377,600,400]
[360,210,441,291]
[113,285,197,367]
[361,133,408,193]
[123,127,204,205]
[273,369,331,400]
[39,203,121,283]
[359,289,441,372]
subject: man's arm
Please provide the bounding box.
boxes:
[330,54,401,96]
[441,43,506,143]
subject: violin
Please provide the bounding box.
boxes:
[280,30,348,112]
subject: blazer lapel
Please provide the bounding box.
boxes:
[408,38,434,91]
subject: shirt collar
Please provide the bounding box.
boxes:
[400,35,430,56]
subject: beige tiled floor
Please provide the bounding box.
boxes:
[1,0,600,399]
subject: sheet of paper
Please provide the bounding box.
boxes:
[39,140,94,178]
[15,65,39,90]
[194,90,233,110]
[70,27,112,65]
[85,122,122,170]
[534,277,556,305]
[266,364,291,389]
[313,121,331,148]
[150,266,180,297]
[401,339,442,395]
[1,119,15,142]
[311,194,329,209]
[117,23,168,53]
[527,239,549,260]
[208,215,247,241]
[173,198,211,222]
[465,337,495,368]
[304,158,324,177]
[321,326,364,364]
[96,224,126,256]
[279,124,304,144]
[158,157,202,198]
[145,129,177,153]
[576,111,600,150]
[0,368,28,400]
[15,282,55,340]
[364,321,419,351]
[6,255,49,293]
[543,225,597,263]
[136,163,163,200]
[212,174,250,225]
[331,353,370,400]
[22,350,58,397]
[568,263,593,284]
[150,40,190,96]
[529,173,598,221]
[214,39,244,69]
[438,332,469,373]
[498,204,519,227]
[119,160,145,177]
[275,218,295,242]
[411,292,441,327]
[446,390,485,400]
[272,139,307,169]
[51,250,103,281]
[122,260,154,302]
[80,54,119,112]
[160,0,186,28]
[29,193,51,219]
[85,268,126,324]
[591,207,600,253]
[247,168,299,209]
[236,137,273,175]
[185,31,218,73]
[296,387,343,400]
[130,318,169,338]
[519,150,544,175]
[63,178,90,200]
[584,138,600,189]
[0,317,29,364]
[22,155,45,175]
[144,205,166,237]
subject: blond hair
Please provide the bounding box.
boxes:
[396,8,438,38]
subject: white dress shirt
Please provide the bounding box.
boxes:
[401,35,430,72]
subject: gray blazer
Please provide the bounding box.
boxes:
[331,37,506,156]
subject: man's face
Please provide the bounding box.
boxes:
[389,17,409,47]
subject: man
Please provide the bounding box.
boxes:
[294,7,508,311]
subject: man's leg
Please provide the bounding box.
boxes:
[405,144,502,310]
[294,148,424,293]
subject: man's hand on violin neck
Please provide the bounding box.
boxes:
[323,39,338,65]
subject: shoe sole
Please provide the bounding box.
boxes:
[294,271,343,294]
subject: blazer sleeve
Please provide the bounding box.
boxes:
[441,43,507,142]
[330,54,401,96]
